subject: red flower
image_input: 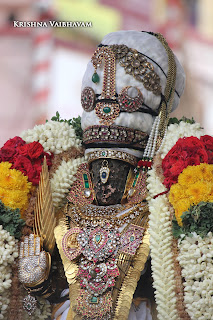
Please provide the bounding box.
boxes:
[0,147,18,162]
[27,141,44,159]
[3,136,26,149]
[1,135,53,186]
[200,135,213,164]
[17,141,44,159]
[162,136,209,188]
[27,164,42,185]
[13,155,33,177]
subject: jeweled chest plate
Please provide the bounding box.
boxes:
[77,223,120,262]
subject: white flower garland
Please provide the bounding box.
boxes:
[148,195,178,320]
[147,121,203,319]
[146,167,166,199]
[0,225,18,318]
[177,232,213,320]
[50,157,86,207]
[20,121,81,154]
[159,121,203,159]
[0,291,10,320]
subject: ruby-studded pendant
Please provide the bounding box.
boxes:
[120,224,144,255]
[78,258,119,296]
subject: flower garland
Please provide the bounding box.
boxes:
[159,121,203,159]
[0,162,32,214]
[177,232,213,320]
[0,118,84,318]
[148,194,178,320]
[20,121,81,154]
[0,225,18,319]
[50,157,86,207]
[147,121,204,319]
[0,136,52,186]
[169,163,213,225]
[162,135,213,188]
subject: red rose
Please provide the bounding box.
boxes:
[18,141,44,159]
[17,144,30,157]
[0,147,18,162]
[3,136,26,149]
[13,155,33,176]
[162,136,209,188]
[27,141,44,159]
[200,135,213,151]
[200,135,213,164]
[13,155,41,185]
[27,164,41,185]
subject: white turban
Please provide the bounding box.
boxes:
[81,30,185,134]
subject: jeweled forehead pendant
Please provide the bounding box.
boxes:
[91,47,120,125]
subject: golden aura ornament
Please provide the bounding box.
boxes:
[33,156,56,254]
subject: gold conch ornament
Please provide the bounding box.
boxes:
[33,156,56,254]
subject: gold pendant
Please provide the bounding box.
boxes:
[95,102,120,125]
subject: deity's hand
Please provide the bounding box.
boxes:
[18,234,51,287]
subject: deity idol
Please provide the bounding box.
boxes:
[19,30,185,320]
[2,30,212,320]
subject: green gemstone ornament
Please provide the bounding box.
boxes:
[92,72,100,83]
[103,106,111,114]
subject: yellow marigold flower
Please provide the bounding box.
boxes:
[0,162,12,170]
[169,163,213,226]
[201,164,213,182]
[173,198,191,226]
[186,181,211,203]
[0,162,32,214]
[169,184,186,204]
[0,162,31,192]
[178,165,202,186]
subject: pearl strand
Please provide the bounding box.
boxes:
[143,116,159,158]
[150,116,160,158]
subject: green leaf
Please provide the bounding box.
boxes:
[172,219,184,239]
[0,200,25,239]
[174,201,213,239]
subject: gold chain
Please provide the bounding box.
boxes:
[155,33,177,138]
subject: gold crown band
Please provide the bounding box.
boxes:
[87,149,138,166]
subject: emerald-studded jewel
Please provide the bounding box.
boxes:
[103,106,111,114]
[90,296,98,304]
[92,72,100,83]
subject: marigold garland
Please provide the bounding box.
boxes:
[0,162,32,214]
[169,163,213,226]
